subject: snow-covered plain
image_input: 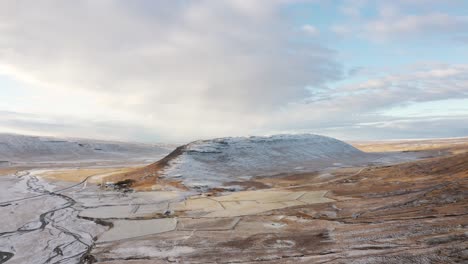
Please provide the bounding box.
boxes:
[0,170,185,264]
[0,133,173,163]
[162,134,374,188]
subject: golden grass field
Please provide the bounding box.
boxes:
[0,167,23,177]
[38,167,140,183]
[351,137,468,154]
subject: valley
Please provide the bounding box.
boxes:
[0,135,466,263]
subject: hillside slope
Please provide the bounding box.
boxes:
[0,133,173,163]
[111,134,374,189]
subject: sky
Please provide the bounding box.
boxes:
[0,0,467,143]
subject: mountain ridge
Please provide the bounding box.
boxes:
[0,133,173,163]
[110,134,374,190]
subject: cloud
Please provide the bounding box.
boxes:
[339,0,369,18]
[0,1,466,142]
[330,24,354,36]
[349,115,468,140]
[453,35,468,44]
[332,1,468,41]
[365,13,468,40]
[339,63,468,106]
[301,24,320,36]
[0,110,165,142]
[0,0,342,141]
[262,63,468,137]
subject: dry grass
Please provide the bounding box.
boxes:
[39,167,138,183]
[0,167,22,177]
[105,145,187,190]
[351,137,468,153]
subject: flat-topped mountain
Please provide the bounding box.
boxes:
[162,134,372,188]
[113,134,374,189]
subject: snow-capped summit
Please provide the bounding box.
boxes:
[160,134,371,188]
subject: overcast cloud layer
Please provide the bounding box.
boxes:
[0,0,467,142]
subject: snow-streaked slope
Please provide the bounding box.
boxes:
[0,133,174,163]
[161,134,373,188]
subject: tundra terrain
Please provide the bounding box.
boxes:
[0,135,466,264]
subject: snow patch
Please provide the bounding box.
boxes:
[112,246,194,258]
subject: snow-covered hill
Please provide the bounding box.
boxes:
[0,133,174,163]
[160,134,373,188]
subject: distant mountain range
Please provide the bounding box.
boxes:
[0,133,174,163]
